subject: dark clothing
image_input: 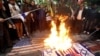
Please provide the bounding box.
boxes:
[29,5,38,31]
[29,5,37,10]
[0,9,12,52]
[89,9,100,40]
[11,19,23,38]
[22,3,36,34]
[92,30,100,40]
[72,7,88,34]
[85,8,99,32]
[3,1,20,40]
[3,1,11,17]
[89,8,98,27]
[21,3,31,13]
[25,13,35,34]
[74,8,88,20]
[80,8,91,32]
[38,8,46,31]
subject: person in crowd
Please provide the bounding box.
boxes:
[29,1,38,32]
[35,4,41,31]
[82,9,91,34]
[21,0,36,35]
[3,0,19,42]
[8,0,24,39]
[0,1,13,53]
[83,3,99,34]
[21,0,30,12]
[29,1,37,10]
[87,4,98,33]
[21,0,31,36]
[73,0,88,34]
[46,11,52,30]
[38,4,46,31]
[87,4,100,41]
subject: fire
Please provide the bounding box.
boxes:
[44,15,72,51]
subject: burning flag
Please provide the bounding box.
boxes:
[43,15,94,56]
[44,15,72,51]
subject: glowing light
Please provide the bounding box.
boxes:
[44,15,72,51]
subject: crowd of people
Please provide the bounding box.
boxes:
[66,0,100,41]
[0,0,100,53]
[0,0,52,53]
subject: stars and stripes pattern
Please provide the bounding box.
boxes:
[43,43,94,56]
[7,36,94,56]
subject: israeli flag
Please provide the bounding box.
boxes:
[18,12,30,22]
[73,43,94,56]
[43,49,57,56]
[5,12,30,22]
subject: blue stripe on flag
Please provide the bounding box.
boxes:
[21,13,26,19]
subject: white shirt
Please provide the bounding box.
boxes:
[77,9,83,20]
[8,3,21,19]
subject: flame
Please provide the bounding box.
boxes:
[44,15,72,51]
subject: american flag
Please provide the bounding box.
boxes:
[43,43,94,56]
